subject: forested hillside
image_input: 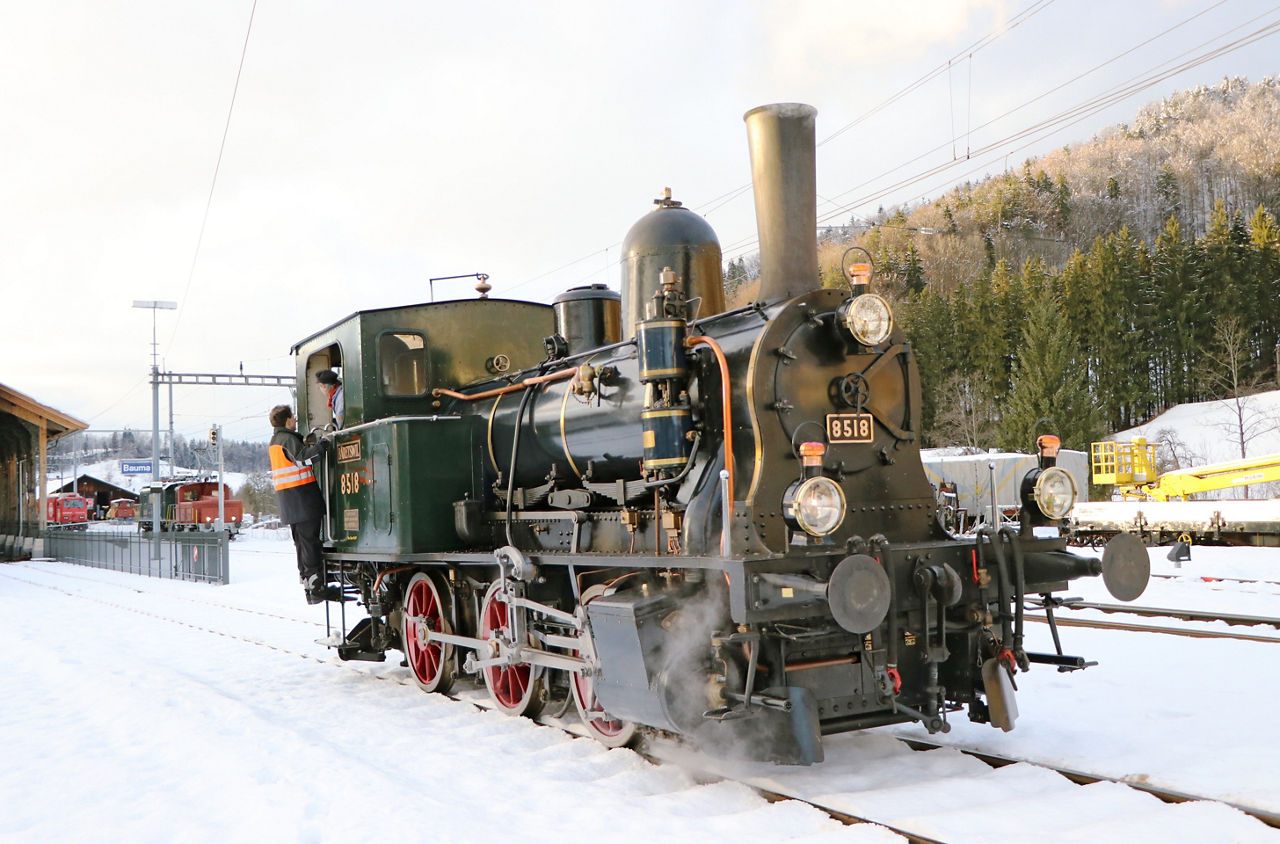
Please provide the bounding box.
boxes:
[731,78,1280,452]
[50,431,268,476]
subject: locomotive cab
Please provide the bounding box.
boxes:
[291,298,554,433]
[292,298,555,555]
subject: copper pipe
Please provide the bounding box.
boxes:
[784,655,860,672]
[374,565,417,591]
[432,367,575,401]
[685,335,734,502]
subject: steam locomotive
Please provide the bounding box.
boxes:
[291,103,1149,764]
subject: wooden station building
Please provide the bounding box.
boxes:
[1,382,88,558]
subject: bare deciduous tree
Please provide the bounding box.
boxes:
[1199,316,1279,496]
[931,373,998,449]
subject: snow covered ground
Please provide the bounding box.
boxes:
[3,536,1278,842]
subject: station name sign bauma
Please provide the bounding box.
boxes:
[121,460,153,475]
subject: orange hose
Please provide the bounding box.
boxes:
[432,367,576,401]
[685,335,733,502]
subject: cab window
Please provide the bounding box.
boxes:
[379,332,428,396]
[305,345,343,429]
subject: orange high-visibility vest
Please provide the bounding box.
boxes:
[270,443,317,491]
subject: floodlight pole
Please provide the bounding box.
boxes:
[133,300,177,561]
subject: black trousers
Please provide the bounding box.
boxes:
[290,516,324,581]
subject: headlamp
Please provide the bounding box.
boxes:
[1033,466,1077,520]
[839,293,894,346]
[783,476,846,537]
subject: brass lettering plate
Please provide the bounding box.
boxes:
[337,439,361,463]
[826,412,874,444]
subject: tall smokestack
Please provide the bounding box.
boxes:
[743,103,819,304]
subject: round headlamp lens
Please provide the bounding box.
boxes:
[841,293,894,346]
[786,476,846,536]
[1034,466,1077,519]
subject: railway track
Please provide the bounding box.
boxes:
[1027,598,1280,643]
[1055,599,1280,629]
[898,738,1280,831]
[1152,571,1280,586]
[7,561,1279,840]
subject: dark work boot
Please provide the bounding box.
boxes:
[304,574,342,604]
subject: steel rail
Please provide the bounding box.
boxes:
[1048,599,1280,630]
[898,737,1280,831]
[1024,613,1280,643]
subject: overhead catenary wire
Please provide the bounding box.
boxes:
[537,5,1073,288]
[701,0,1058,214]
[818,0,1249,212]
[86,376,151,425]
[716,7,1280,265]
[163,0,259,356]
[816,0,1059,147]
[511,0,1059,294]
[809,12,1280,231]
[508,0,1270,278]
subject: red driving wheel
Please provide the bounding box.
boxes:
[480,581,545,717]
[571,585,637,747]
[402,572,454,694]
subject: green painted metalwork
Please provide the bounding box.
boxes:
[326,416,483,555]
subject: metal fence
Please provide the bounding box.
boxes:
[42,528,231,585]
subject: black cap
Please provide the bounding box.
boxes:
[316,370,340,386]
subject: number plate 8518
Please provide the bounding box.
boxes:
[826,412,874,443]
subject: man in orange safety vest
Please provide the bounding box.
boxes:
[268,404,339,603]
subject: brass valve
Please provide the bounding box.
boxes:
[571,363,597,396]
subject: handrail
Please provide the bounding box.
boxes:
[685,334,734,506]
[431,367,576,402]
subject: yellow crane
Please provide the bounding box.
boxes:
[1091,439,1280,500]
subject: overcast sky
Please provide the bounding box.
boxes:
[4,0,1278,446]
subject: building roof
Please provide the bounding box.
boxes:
[0,382,88,440]
[50,474,139,500]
